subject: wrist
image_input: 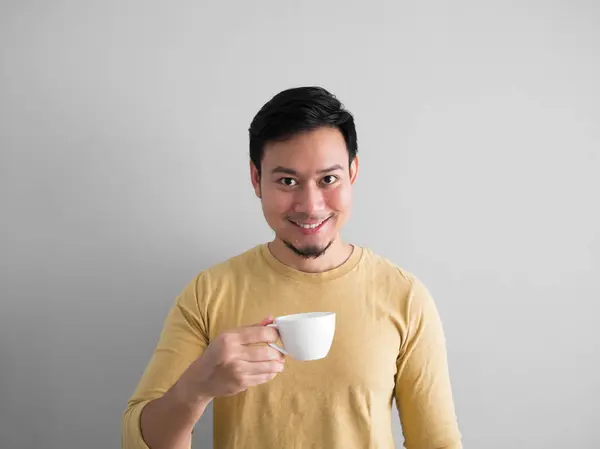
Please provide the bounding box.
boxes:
[170,376,214,413]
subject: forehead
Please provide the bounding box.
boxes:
[261,127,348,172]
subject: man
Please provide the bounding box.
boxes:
[122,86,462,449]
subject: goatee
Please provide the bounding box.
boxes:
[283,240,333,259]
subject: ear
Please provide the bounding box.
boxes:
[349,156,359,184]
[250,160,261,198]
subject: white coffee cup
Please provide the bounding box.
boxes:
[267,312,336,361]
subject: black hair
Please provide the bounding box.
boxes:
[248,86,358,174]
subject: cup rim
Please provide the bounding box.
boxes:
[275,311,335,323]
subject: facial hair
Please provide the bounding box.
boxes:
[283,239,334,259]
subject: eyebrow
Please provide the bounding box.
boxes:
[271,164,344,175]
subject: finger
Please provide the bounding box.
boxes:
[245,372,278,387]
[240,344,286,362]
[237,326,280,345]
[258,316,275,326]
[239,360,284,375]
[241,316,274,328]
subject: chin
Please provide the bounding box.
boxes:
[283,239,333,259]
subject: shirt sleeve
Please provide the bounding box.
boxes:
[121,274,210,449]
[394,276,462,449]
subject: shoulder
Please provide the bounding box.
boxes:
[164,246,264,336]
[173,245,262,300]
[358,247,419,286]
[202,244,263,278]
[358,247,435,306]
[186,244,263,290]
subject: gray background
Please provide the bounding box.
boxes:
[1,1,599,448]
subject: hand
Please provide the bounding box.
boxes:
[179,317,285,401]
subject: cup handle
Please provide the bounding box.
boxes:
[266,323,288,355]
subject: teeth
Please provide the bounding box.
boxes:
[294,220,325,229]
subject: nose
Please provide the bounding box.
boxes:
[294,183,325,216]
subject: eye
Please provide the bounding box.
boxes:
[321,175,338,185]
[278,177,297,187]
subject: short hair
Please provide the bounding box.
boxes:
[249,86,358,174]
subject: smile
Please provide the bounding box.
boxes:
[288,217,331,232]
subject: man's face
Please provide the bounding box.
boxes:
[251,126,358,258]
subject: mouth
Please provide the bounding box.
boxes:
[288,217,331,234]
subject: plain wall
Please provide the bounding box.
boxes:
[1,1,599,448]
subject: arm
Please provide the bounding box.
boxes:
[395,277,462,449]
[121,276,210,449]
[121,274,284,449]
[138,382,212,449]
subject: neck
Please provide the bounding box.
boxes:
[268,237,354,273]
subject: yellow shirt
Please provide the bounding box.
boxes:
[122,244,462,449]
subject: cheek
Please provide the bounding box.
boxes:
[326,186,352,212]
[262,189,293,215]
